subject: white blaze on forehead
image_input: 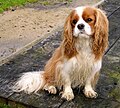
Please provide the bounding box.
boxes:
[74,6,92,37]
[75,7,85,17]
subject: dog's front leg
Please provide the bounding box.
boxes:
[61,76,74,101]
[84,75,98,98]
[84,60,102,98]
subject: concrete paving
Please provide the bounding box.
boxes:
[0,0,120,108]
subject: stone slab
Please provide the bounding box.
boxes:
[0,0,120,107]
[0,30,63,107]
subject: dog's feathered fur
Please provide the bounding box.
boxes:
[13,6,108,101]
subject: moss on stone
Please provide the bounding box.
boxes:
[108,72,120,102]
[109,87,120,102]
[108,72,120,80]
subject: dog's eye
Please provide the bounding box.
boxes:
[72,20,77,25]
[86,18,93,23]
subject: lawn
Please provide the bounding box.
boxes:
[0,0,72,13]
[0,0,38,13]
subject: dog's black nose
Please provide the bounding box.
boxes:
[77,24,85,30]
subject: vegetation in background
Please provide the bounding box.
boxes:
[0,0,38,13]
[0,103,11,108]
[0,0,72,13]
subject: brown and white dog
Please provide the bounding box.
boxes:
[13,6,109,101]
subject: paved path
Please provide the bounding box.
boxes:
[0,0,120,107]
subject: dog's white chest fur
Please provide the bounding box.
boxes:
[58,38,101,88]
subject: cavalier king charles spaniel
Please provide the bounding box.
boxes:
[13,6,109,101]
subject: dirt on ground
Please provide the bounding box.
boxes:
[0,0,101,61]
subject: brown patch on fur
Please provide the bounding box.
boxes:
[82,7,96,34]
[92,8,109,60]
[63,10,79,58]
[43,47,63,86]
[83,7,109,60]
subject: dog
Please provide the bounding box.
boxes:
[13,6,109,101]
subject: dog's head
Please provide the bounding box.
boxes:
[63,6,109,59]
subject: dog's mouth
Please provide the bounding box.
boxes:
[73,30,91,38]
[80,31,84,34]
[78,31,90,38]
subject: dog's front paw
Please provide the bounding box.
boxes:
[48,86,57,94]
[84,88,98,98]
[61,91,74,101]
[44,85,57,94]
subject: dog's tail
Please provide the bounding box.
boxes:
[13,71,46,94]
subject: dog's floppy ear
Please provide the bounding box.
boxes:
[92,8,109,59]
[63,10,77,58]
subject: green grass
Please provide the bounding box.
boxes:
[0,103,11,108]
[0,0,72,13]
[0,0,38,13]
